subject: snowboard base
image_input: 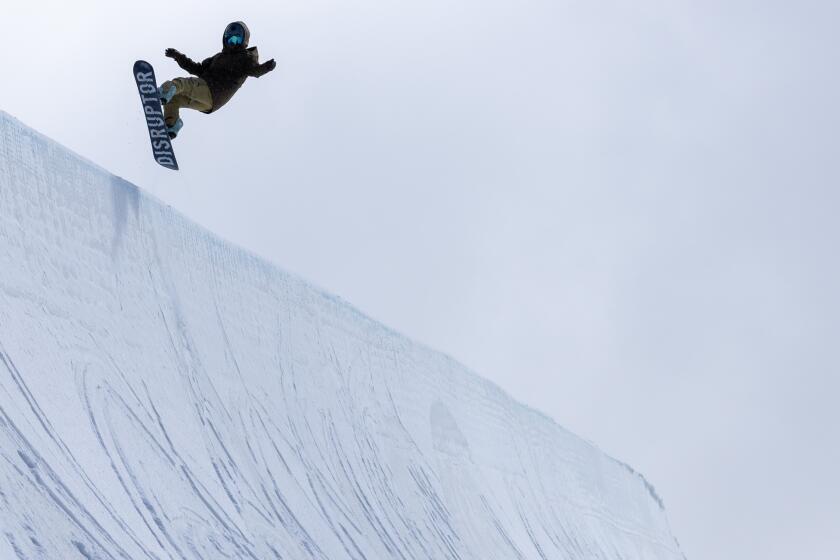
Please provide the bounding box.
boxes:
[133,60,179,171]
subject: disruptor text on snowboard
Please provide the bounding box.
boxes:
[133,60,178,171]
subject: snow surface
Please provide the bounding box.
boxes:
[0,111,683,559]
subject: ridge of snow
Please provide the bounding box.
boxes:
[0,111,683,559]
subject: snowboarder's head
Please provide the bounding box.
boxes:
[223,21,250,51]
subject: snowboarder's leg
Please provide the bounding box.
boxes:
[161,78,213,127]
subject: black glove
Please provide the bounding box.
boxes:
[165,48,183,60]
[263,59,277,72]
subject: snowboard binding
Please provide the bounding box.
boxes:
[166,118,184,139]
[159,83,177,105]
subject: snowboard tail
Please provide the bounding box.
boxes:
[133,60,178,171]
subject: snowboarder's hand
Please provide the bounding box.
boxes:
[264,59,277,72]
[165,48,183,60]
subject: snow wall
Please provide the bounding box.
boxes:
[0,112,683,560]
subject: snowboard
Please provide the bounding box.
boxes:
[133,60,179,171]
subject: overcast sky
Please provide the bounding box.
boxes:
[3,0,839,558]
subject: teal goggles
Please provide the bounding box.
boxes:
[226,34,244,46]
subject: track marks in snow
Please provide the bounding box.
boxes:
[0,111,683,560]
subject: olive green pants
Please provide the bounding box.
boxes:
[162,78,213,126]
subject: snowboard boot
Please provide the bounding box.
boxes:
[166,118,184,140]
[159,83,177,105]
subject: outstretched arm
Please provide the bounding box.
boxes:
[249,58,277,78]
[165,48,207,76]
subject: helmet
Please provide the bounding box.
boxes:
[223,21,250,50]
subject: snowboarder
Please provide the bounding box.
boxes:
[159,21,276,139]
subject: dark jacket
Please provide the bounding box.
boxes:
[170,23,274,112]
